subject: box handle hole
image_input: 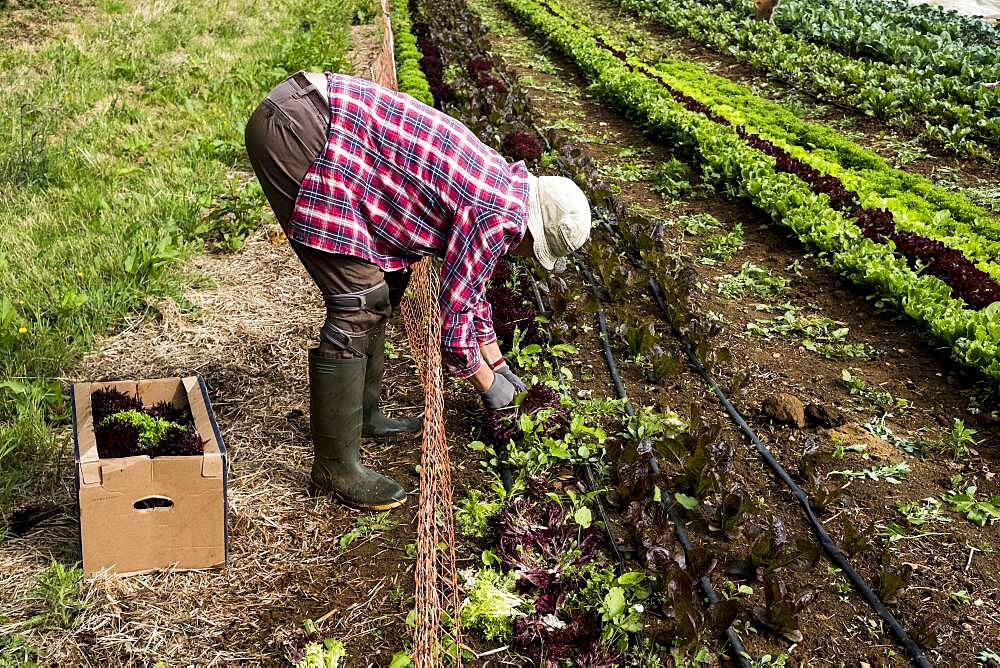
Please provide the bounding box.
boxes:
[134,496,174,510]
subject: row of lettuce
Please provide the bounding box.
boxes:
[504,0,1000,381]
[390,0,435,105]
[616,0,1000,154]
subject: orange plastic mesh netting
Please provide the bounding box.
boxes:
[399,259,463,668]
[377,4,462,664]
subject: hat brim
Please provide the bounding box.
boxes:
[527,175,556,271]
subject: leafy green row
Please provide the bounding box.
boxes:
[541,0,1000,281]
[618,0,1000,153]
[772,0,1000,84]
[713,0,1000,49]
[504,0,1000,380]
[390,0,435,105]
[872,0,1000,49]
[715,0,1000,50]
[635,55,1000,281]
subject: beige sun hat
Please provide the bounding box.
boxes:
[526,175,592,271]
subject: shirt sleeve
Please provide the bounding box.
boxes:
[474,298,497,345]
[439,208,508,378]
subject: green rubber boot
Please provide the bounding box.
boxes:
[362,328,424,438]
[309,349,406,510]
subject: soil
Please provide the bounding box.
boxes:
[465,0,1000,663]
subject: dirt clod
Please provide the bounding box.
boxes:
[762,392,806,428]
[805,403,845,428]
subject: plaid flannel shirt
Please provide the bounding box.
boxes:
[289,74,530,378]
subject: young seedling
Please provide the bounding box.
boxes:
[717,262,788,299]
[897,497,950,526]
[700,224,744,264]
[338,512,396,550]
[935,418,978,460]
[677,213,720,235]
[943,486,1000,527]
[839,370,905,411]
[747,309,871,360]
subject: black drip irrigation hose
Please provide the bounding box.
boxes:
[645,276,934,668]
[496,444,515,494]
[593,209,933,666]
[579,261,752,668]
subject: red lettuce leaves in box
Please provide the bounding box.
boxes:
[147,400,194,426]
[91,387,142,425]
[150,425,205,457]
[95,418,142,459]
[95,405,205,459]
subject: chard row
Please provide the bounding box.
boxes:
[504,0,1000,381]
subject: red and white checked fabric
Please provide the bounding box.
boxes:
[289,73,530,378]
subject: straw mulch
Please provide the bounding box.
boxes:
[0,222,429,666]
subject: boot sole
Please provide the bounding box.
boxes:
[333,490,407,511]
[310,480,407,511]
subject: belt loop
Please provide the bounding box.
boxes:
[292,71,314,92]
[292,71,329,120]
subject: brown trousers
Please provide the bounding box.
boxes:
[245,72,408,357]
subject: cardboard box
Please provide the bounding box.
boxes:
[71,376,228,575]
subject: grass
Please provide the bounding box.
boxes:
[0,0,355,510]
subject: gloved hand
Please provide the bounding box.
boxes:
[494,360,527,393]
[481,371,516,410]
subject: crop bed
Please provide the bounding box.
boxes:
[399,0,1000,664]
[616,0,1000,155]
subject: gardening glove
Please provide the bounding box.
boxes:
[494,360,527,393]
[481,372,516,410]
